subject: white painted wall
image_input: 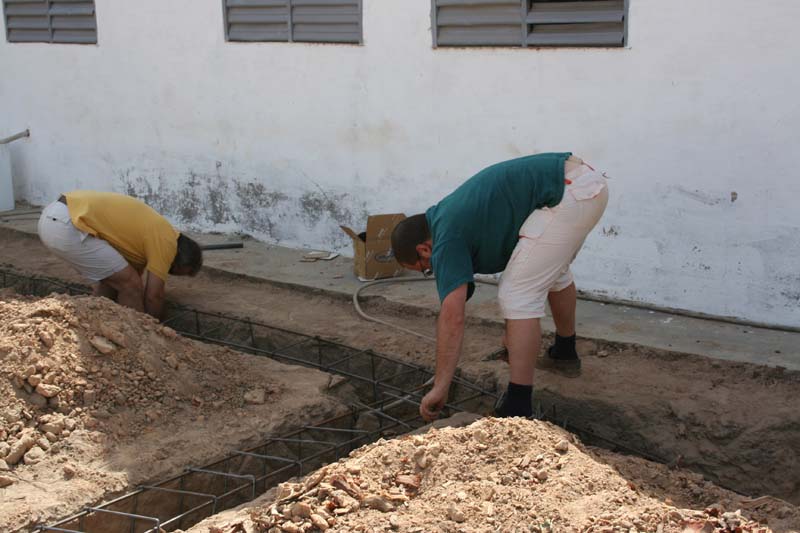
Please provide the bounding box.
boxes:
[1,0,799,327]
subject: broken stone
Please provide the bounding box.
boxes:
[36,383,61,398]
[244,388,266,405]
[39,330,54,348]
[99,324,127,347]
[331,474,363,500]
[23,446,46,465]
[165,355,180,370]
[362,495,395,512]
[447,504,466,523]
[0,459,8,471]
[388,514,400,529]
[27,374,42,387]
[555,440,570,453]
[5,432,35,465]
[473,428,489,444]
[1,407,22,424]
[413,448,429,469]
[395,474,421,491]
[160,326,178,339]
[310,514,329,531]
[89,335,116,355]
[0,475,15,488]
[427,442,442,457]
[39,415,66,435]
[291,502,312,519]
[332,490,359,510]
[279,523,302,533]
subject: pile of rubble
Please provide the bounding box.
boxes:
[243,417,785,533]
[0,292,279,487]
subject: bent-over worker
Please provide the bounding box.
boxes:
[38,190,202,319]
[390,153,608,421]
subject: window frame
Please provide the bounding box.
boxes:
[221,0,363,45]
[2,0,98,45]
[431,0,629,49]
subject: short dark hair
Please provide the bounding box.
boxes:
[391,214,430,265]
[171,234,203,276]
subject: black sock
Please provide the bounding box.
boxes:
[549,333,578,360]
[495,382,533,418]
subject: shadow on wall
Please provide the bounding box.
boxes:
[116,168,369,251]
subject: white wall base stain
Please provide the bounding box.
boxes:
[1,0,799,327]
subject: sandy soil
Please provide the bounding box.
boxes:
[1,228,799,506]
[182,417,800,533]
[0,292,345,532]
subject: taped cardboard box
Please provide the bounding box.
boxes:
[340,213,406,281]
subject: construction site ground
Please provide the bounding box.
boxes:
[1,210,800,531]
[184,416,800,533]
[0,291,346,532]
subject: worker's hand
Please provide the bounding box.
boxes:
[420,384,449,422]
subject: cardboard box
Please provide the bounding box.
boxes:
[340,213,406,280]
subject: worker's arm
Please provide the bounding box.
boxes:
[420,284,468,421]
[143,271,166,320]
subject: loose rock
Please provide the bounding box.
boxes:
[89,335,116,355]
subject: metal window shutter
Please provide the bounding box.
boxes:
[225,0,289,42]
[3,0,96,44]
[291,0,360,44]
[434,0,522,46]
[3,0,50,42]
[49,0,97,44]
[224,0,361,44]
[526,1,624,46]
[433,0,625,48]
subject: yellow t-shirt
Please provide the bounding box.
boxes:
[65,191,179,281]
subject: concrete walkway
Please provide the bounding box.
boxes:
[2,206,798,370]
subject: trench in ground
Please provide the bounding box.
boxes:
[1,269,795,532]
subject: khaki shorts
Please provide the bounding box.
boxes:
[37,201,129,282]
[497,161,609,320]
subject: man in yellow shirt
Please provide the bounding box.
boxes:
[37,191,202,319]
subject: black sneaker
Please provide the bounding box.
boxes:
[493,391,533,418]
[536,345,582,378]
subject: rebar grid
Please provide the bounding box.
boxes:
[0,268,499,533]
[0,267,678,532]
[0,267,671,457]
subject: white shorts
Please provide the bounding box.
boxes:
[497,161,609,320]
[37,201,129,282]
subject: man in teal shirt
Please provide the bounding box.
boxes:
[391,153,608,420]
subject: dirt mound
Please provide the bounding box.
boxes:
[0,293,343,531]
[0,293,281,466]
[190,417,798,533]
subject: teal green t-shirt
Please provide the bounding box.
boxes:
[425,152,571,302]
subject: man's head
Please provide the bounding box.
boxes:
[170,234,203,276]
[391,214,433,273]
